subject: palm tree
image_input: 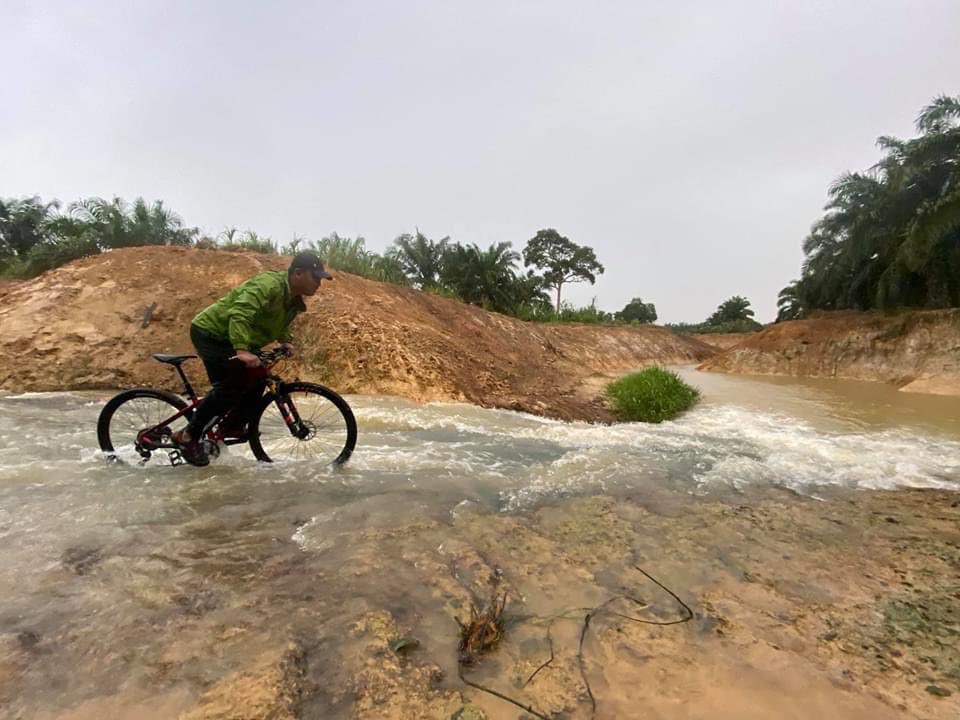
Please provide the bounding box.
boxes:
[440,241,520,312]
[391,231,448,288]
[782,94,960,313]
[472,241,520,310]
[0,196,60,258]
[893,96,960,305]
[69,197,130,248]
[67,196,195,249]
[706,296,755,325]
[371,253,411,285]
[776,281,805,321]
[505,270,552,315]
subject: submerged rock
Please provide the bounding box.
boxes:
[61,545,104,575]
[177,643,305,720]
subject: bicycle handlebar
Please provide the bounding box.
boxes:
[254,346,293,366]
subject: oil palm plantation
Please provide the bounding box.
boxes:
[782,94,960,315]
[68,196,196,248]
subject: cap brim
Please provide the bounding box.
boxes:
[311,269,334,280]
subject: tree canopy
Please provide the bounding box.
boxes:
[2,195,624,326]
[616,297,657,324]
[779,94,960,320]
[389,231,448,289]
[0,195,197,276]
[522,229,604,312]
[706,296,755,325]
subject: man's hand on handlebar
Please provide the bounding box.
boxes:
[231,350,262,368]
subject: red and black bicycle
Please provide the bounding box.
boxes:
[96,347,357,466]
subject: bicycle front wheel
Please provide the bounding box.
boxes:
[249,382,357,464]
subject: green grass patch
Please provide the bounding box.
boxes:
[605,367,701,423]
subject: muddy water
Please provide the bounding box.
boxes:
[0,371,958,719]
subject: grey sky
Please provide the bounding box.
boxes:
[4,1,958,322]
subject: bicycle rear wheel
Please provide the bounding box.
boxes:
[249,382,356,464]
[97,388,191,464]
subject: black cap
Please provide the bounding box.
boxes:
[290,250,334,280]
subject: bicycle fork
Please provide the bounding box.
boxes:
[276,395,311,439]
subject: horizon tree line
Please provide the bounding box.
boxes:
[1,195,763,327]
[0,198,623,321]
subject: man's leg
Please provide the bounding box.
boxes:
[172,326,245,465]
[185,325,248,438]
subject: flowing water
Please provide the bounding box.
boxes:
[1,369,958,718]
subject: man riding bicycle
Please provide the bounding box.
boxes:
[172,250,333,465]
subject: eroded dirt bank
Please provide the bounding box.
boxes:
[690,332,756,350]
[0,247,714,421]
[3,488,956,719]
[700,310,960,396]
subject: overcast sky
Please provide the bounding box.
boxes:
[4,1,958,322]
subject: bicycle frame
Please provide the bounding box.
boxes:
[137,395,246,451]
[137,355,300,454]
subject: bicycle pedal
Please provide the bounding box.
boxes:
[168,449,186,467]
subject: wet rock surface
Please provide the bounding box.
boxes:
[2,488,957,719]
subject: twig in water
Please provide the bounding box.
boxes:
[458,562,693,719]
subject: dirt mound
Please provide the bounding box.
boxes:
[0,247,714,421]
[699,310,960,395]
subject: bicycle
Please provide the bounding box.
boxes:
[97,347,357,466]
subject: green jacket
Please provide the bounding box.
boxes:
[192,270,306,350]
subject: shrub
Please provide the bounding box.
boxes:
[19,234,102,276]
[218,238,277,254]
[516,299,618,324]
[666,319,763,334]
[605,367,700,423]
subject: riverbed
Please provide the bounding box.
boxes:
[1,370,957,719]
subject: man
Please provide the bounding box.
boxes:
[172,250,333,465]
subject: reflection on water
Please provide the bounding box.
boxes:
[0,374,958,717]
[674,367,960,437]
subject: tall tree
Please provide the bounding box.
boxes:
[522,229,604,313]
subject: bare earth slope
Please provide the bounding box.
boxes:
[0,247,714,421]
[691,332,756,350]
[700,310,960,396]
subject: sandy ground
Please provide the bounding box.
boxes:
[3,487,957,719]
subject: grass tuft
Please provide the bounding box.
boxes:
[605,367,700,423]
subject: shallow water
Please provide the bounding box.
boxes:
[0,370,958,717]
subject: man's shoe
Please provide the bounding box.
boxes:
[171,430,210,467]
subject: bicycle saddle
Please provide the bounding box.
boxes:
[151,353,197,366]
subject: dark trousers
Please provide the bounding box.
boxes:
[187,325,261,437]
